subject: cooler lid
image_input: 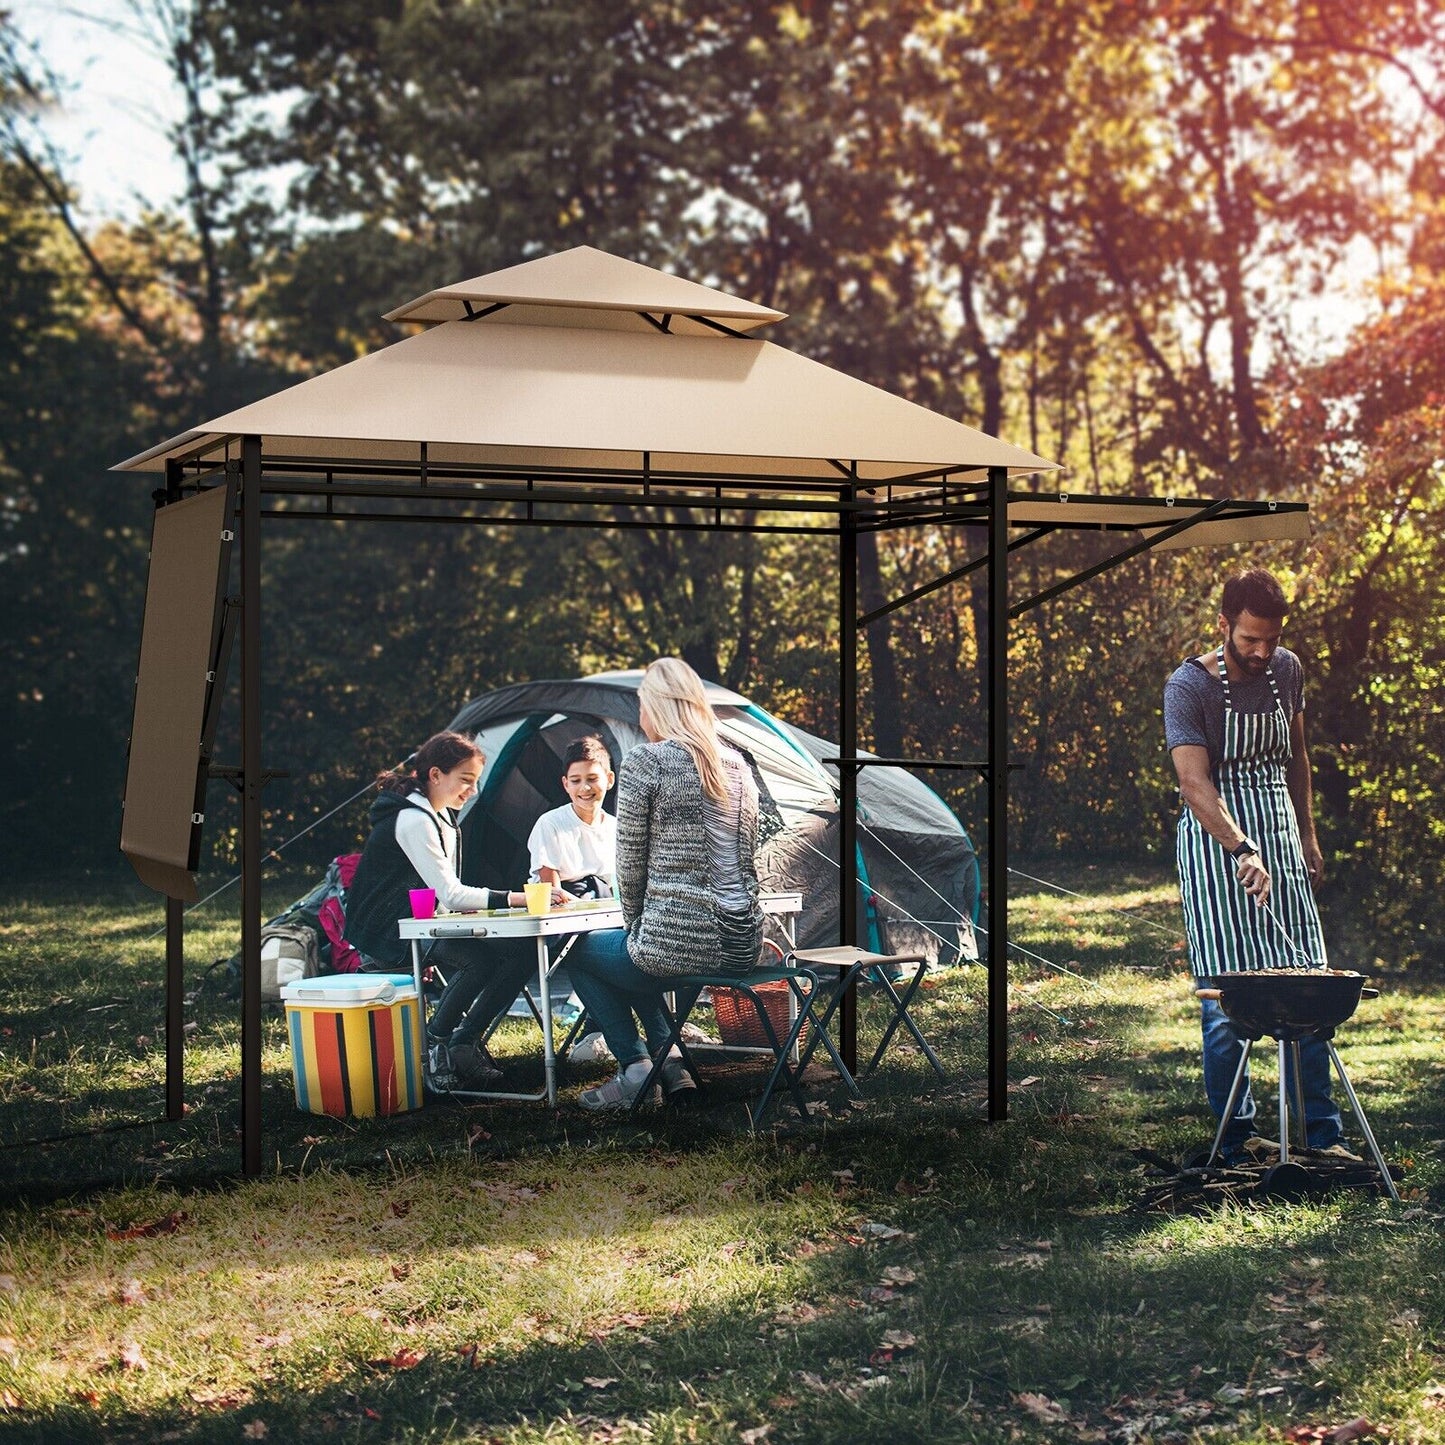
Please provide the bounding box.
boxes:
[280,973,417,1006]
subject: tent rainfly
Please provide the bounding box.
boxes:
[114,245,1310,1175]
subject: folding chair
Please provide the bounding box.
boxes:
[787,946,946,1082]
[630,962,859,1125]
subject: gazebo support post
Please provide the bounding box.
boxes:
[987,465,1009,1120]
[165,897,184,1121]
[162,459,186,1123]
[838,494,859,1072]
[241,436,264,1175]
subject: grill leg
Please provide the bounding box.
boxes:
[1325,1040,1400,1203]
[1288,1039,1309,1154]
[1205,1038,1253,1168]
[1277,1039,1291,1165]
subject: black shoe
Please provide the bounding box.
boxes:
[426,1040,458,1093]
[450,1041,504,1087]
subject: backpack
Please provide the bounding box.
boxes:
[259,919,322,1000]
[317,853,364,973]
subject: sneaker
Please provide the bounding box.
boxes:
[426,1040,458,1093]
[578,1063,657,1112]
[450,1041,504,1087]
[568,1030,614,1066]
[660,1055,697,1097]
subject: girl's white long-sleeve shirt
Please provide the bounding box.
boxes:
[393,792,508,913]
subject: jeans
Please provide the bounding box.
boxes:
[565,928,671,1068]
[426,938,536,1047]
[1200,997,1343,1153]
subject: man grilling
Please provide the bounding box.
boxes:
[1165,566,1353,1166]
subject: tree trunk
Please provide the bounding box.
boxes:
[857,528,903,757]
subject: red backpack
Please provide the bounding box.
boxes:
[317,853,364,973]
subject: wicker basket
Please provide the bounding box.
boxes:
[709,979,809,1049]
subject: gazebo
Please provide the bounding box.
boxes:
[115,246,1309,1173]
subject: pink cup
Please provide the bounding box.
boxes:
[408,888,437,920]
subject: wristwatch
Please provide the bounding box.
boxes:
[1231,837,1260,860]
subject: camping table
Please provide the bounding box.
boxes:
[398,891,803,1106]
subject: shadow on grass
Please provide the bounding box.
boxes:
[2,1125,1440,1445]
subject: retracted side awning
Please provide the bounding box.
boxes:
[1007,493,1311,547]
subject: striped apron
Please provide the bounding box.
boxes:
[1177,647,1327,978]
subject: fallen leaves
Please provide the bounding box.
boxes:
[1015,1391,1068,1425]
[856,1220,913,1242]
[370,1346,426,1370]
[118,1341,148,1372]
[105,1210,187,1241]
[118,1279,146,1306]
[240,1422,269,1440]
[1284,1418,1385,1443]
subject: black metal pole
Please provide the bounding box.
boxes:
[839,495,859,1071]
[162,458,186,1123]
[240,437,263,1175]
[987,465,1009,1120]
[165,896,185,1120]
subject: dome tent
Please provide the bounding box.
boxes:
[447,672,978,966]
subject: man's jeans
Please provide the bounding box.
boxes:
[1200,996,1343,1154]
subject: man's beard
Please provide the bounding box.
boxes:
[1226,634,1269,675]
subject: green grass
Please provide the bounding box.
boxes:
[0,866,1442,1443]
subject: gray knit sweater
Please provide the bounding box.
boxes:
[616,739,764,978]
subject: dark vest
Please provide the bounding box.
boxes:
[344,792,452,967]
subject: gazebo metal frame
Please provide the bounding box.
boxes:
[116,250,1308,1175]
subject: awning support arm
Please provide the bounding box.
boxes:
[1009,498,1232,619]
[858,528,1051,627]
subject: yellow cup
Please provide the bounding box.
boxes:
[524,881,552,916]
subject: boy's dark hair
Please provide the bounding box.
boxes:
[562,734,612,772]
[1221,567,1288,624]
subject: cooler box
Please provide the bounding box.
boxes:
[281,974,424,1117]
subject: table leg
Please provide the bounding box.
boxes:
[537,936,556,1107]
[412,939,428,1076]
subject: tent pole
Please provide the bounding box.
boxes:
[987,465,1009,1121]
[240,436,263,1176]
[838,495,858,1071]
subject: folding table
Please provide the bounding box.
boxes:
[397,891,803,1105]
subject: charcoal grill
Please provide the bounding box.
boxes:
[1195,967,1399,1201]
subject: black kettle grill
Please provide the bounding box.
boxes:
[1195,966,1399,1201]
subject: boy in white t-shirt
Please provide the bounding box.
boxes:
[527,735,617,894]
[528,735,618,1065]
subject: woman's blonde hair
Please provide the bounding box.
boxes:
[638,657,728,802]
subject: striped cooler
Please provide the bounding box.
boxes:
[281,974,424,1117]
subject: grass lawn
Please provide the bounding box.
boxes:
[0,864,1442,1444]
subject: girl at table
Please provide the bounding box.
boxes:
[344,731,562,1090]
[568,657,779,1110]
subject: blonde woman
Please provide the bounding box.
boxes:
[570,658,774,1110]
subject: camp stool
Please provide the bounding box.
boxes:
[786,947,946,1084]
[630,963,853,1126]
